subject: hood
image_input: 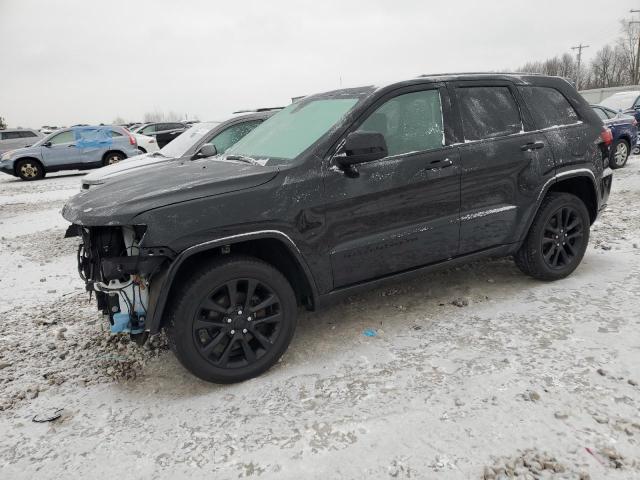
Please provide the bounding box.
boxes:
[2,144,41,159]
[82,152,165,184]
[63,157,279,226]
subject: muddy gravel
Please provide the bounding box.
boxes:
[0,166,639,479]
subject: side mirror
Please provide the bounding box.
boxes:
[193,143,217,159]
[337,131,388,168]
[42,141,52,147]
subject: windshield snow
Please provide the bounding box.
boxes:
[225,98,359,163]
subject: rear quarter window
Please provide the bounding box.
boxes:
[518,86,579,129]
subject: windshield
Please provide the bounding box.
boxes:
[600,92,639,111]
[225,98,359,162]
[159,122,219,158]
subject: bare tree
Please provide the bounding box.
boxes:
[142,110,184,122]
[0,116,6,129]
[112,116,126,125]
[617,19,640,84]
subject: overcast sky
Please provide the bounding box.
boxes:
[0,0,636,127]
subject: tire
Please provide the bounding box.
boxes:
[15,158,45,181]
[103,151,125,166]
[610,139,629,169]
[632,145,640,156]
[514,192,590,281]
[165,255,297,383]
[137,147,147,154]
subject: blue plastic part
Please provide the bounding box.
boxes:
[110,312,146,334]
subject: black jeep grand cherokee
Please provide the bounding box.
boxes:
[63,73,613,383]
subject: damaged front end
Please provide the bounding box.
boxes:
[65,224,171,344]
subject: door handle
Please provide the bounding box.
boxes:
[68,144,76,147]
[521,141,545,151]
[429,158,453,169]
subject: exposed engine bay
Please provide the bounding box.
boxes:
[66,224,167,344]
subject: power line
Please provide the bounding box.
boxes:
[571,43,589,89]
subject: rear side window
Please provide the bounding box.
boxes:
[456,86,522,141]
[110,130,123,137]
[2,131,22,140]
[357,89,444,156]
[518,86,579,129]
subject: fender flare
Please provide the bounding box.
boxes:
[517,168,600,248]
[145,230,318,334]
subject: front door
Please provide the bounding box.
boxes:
[451,82,555,254]
[40,130,82,168]
[323,85,461,288]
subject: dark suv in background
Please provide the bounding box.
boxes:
[63,73,612,383]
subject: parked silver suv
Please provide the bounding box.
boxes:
[0,129,43,154]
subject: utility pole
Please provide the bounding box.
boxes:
[571,43,589,90]
[630,10,640,85]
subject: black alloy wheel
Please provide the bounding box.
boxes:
[193,278,283,368]
[541,205,585,270]
[514,192,590,281]
[166,256,297,383]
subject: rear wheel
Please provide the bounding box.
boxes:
[16,158,44,181]
[514,192,590,281]
[610,139,629,169]
[103,152,125,166]
[166,255,297,383]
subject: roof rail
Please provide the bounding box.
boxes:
[418,71,544,77]
[232,107,284,114]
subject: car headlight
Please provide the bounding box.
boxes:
[1,151,14,161]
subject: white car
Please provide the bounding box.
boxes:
[132,132,159,154]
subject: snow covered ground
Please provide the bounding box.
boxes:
[0,164,639,479]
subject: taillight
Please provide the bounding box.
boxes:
[600,127,613,146]
[128,133,136,146]
[633,119,638,127]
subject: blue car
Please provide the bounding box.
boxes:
[0,125,139,181]
[591,104,638,169]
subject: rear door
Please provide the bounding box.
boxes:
[451,81,555,254]
[324,84,461,287]
[517,85,592,173]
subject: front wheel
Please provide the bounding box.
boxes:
[16,158,45,181]
[166,255,297,383]
[514,192,590,281]
[610,139,629,169]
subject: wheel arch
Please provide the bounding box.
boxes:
[13,156,44,175]
[146,231,318,334]
[517,170,599,250]
[548,174,598,224]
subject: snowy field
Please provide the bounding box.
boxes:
[0,163,639,479]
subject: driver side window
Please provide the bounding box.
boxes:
[208,120,262,154]
[49,131,75,145]
[356,89,444,157]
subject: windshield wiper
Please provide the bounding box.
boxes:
[150,151,168,158]
[225,154,259,165]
